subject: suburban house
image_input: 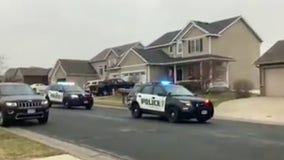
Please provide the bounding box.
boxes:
[90,16,262,89]
[90,42,144,80]
[49,59,98,87]
[255,40,284,97]
[4,67,50,85]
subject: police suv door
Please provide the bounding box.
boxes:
[48,85,64,103]
[152,85,167,112]
[137,85,154,111]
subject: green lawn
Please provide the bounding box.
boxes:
[200,92,236,107]
[0,129,63,160]
[94,92,236,108]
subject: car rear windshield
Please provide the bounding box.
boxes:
[163,85,193,96]
[63,85,83,92]
[0,84,35,96]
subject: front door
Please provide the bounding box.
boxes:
[176,67,183,81]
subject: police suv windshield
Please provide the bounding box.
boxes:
[63,85,83,92]
[0,84,35,96]
[163,85,193,96]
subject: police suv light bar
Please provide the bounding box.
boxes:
[160,80,172,85]
[57,82,75,85]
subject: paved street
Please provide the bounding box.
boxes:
[13,106,284,160]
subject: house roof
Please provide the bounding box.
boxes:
[59,59,97,76]
[147,30,181,48]
[4,68,18,80]
[90,42,143,62]
[255,40,284,65]
[147,16,262,48]
[17,67,51,76]
[132,48,234,65]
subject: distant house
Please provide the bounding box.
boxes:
[90,42,144,80]
[49,59,99,87]
[4,68,18,82]
[90,16,262,88]
[4,67,50,85]
[255,40,284,97]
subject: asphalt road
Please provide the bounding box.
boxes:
[14,106,284,160]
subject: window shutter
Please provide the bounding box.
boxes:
[200,38,203,52]
[188,41,191,53]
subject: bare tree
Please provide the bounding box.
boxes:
[0,55,6,74]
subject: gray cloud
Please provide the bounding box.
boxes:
[0,0,283,70]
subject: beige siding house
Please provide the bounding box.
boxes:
[255,40,284,97]
[88,16,261,91]
[49,59,98,88]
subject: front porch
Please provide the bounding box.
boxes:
[168,60,231,91]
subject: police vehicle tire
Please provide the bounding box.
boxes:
[85,105,92,110]
[131,103,142,119]
[64,100,72,109]
[38,115,48,124]
[197,117,209,123]
[167,107,180,123]
[0,111,10,127]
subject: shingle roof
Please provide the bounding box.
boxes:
[59,59,97,76]
[17,67,51,76]
[147,30,181,48]
[255,40,284,65]
[193,16,239,34]
[91,42,143,62]
[147,16,262,48]
[4,68,18,81]
[133,48,234,65]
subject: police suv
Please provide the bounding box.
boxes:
[128,81,214,123]
[45,82,93,110]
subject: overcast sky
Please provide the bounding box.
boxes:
[0,0,283,71]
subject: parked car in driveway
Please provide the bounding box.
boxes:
[30,83,48,95]
[0,83,49,127]
[95,78,135,96]
[45,82,93,110]
[127,81,214,123]
[83,79,103,92]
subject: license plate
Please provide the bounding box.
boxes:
[84,101,89,104]
[201,110,208,115]
[27,109,36,114]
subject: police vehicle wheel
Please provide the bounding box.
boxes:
[197,117,208,123]
[0,111,10,127]
[38,116,48,124]
[131,103,142,119]
[167,108,180,123]
[64,101,72,109]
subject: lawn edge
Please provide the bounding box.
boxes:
[3,128,129,160]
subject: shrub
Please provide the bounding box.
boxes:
[233,79,254,98]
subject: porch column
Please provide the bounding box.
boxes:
[226,62,229,87]
[173,64,177,83]
[200,61,203,87]
[209,60,213,81]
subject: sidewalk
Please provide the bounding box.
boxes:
[33,154,80,160]
[215,97,284,125]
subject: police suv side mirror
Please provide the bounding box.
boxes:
[167,92,172,97]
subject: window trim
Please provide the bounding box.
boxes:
[188,38,203,53]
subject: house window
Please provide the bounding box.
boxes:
[99,68,103,75]
[188,38,203,53]
[177,42,183,53]
[169,45,173,53]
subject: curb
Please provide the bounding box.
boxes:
[94,104,127,110]
[214,115,284,126]
[4,128,131,160]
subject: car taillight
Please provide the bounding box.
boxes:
[204,99,213,107]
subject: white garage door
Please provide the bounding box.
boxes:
[121,71,146,83]
[265,68,284,97]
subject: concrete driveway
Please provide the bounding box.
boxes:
[215,97,284,125]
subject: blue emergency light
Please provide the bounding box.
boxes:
[160,80,171,85]
[57,82,75,85]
